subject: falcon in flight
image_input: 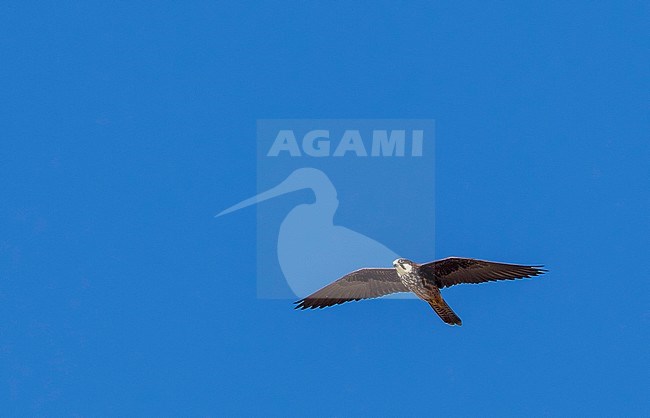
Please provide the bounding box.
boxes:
[295,257,546,326]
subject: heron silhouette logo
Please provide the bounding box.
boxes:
[218,119,436,299]
[218,167,403,297]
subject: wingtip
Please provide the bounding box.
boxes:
[294,299,315,310]
[532,265,548,275]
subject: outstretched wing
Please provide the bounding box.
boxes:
[421,257,545,289]
[295,268,409,310]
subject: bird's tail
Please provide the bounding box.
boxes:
[428,294,462,326]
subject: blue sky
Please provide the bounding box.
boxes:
[1,1,648,416]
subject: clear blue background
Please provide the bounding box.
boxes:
[1,2,648,416]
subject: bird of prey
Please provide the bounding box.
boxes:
[295,257,545,326]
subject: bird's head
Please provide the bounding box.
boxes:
[393,258,416,275]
